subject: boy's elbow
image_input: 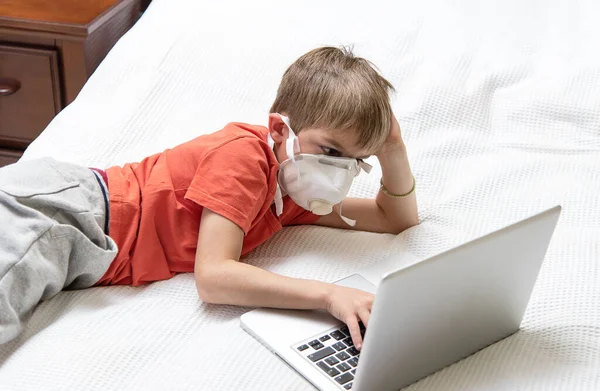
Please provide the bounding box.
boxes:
[388,214,419,235]
[195,269,220,304]
[405,214,420,230]
[195,257,238,304]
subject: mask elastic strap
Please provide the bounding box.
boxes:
[267,133,284,216]
[339,202,356,227]
[267,133,275,149]
[340,161,369,225]
[274,184,284,216]
[340,162,369,224]
[359,161,373,174]
[279,115,298,158]
[279,114,302,185]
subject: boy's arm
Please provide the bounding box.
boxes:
[316,114,418,234]
[195,208,374,349]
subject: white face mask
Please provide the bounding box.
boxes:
[268,114,372,226]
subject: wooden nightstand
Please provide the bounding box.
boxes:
[0,0,143,166]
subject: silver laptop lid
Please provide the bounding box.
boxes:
[353,206,561,390]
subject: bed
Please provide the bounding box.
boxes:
[1,0,599,390]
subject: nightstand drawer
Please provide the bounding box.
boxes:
[0,45,62,149]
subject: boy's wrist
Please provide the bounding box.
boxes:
[376,142,408,166]
[318,282,336,311]
[376,140,407,160]
[377,143,414,196]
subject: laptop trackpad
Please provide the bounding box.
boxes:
[333,274,377,294]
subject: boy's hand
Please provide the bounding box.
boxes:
[325,285,374,350]
[376,113,405,157]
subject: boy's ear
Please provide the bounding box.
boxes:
[268,113,289,144]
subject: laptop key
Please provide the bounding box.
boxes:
[297,344,309,351]
[312,342,324,350]
[308,347,336,362]
[335,372,354,385]
[336,362,352,372]
[340,326,351,337]
[347,357,358,367]
[308,339,320,347]
[330,330,345,340]
[332,342,346,351]
[319,335,331,342]
[351,369,356,375]
[316,360,341,377]
[346,347,360,356]
[325,357,340,366]
[316,361,329,372]
[343,337,354,347]
[344,383,353,390]
[336,351,350,361]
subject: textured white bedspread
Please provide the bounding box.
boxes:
[1,0,599,389]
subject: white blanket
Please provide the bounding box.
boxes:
[1,0,599,389]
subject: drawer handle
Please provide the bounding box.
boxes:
[0,78,21,96]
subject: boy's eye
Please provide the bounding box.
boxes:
[321,146,342,157]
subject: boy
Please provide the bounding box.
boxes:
[0,47,418,349]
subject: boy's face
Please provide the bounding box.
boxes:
[268,113,373,163]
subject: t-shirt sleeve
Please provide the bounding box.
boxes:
[184,137,270,234]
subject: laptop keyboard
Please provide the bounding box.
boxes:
[294,323,366,390]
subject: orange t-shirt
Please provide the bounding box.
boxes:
[96,123,319,286]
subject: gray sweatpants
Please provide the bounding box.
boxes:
[0,158,117,344]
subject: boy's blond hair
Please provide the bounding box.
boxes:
[270,46,395,152]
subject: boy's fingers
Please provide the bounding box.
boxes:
[346,317,363,351]
[355,309,370,351]
[358,308,370,328]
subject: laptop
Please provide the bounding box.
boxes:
[241,206,561,390]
